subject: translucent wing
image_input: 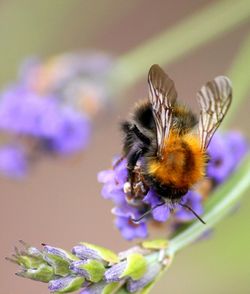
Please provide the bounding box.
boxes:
[148,64,177,158]
[197,76,232,150]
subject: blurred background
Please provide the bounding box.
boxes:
[1,0,249,293]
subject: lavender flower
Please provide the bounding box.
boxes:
[44,107,90,154]
[98,132,248,241]
[0,87,91,155]
[8,155,250,293]
[0,145,27,178]
[8,241,166,293]
[0,52,114,177]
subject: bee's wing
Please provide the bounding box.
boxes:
[148,64,177,157]
[197,76,232,150]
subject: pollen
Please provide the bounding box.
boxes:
[148,132,207,189]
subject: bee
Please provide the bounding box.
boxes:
[120,64,232,223]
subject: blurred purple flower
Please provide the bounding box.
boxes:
[45,108,90,154]
[226,131,248,162]
[18,52,114,117]
[0,52,114,178]
[207,132,248,183]
[0,87,91,155]
[0,145,27,178]
[0,87,62,137]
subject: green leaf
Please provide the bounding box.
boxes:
[120,253,147,281]
[102,282,120,294]
[45,253,71,276]
[16,255,44,269]
[142,239,168,250]
[54,276,85,293]
[43,246,79,277]
[79,259,105,283]
[18,264,55,283]
[79,242,119,264]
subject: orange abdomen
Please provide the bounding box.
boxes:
[148,132,207,189]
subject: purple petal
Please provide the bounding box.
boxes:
[101,182,124,203]
[152,204,170,222]
[115,216,148,241]
[143,190,162,206]
[114,159,128,183]
[143,190,170,222]
[97,170,114,183]
[112,203,138,219]
[175,191,203,221]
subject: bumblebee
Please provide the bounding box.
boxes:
[121,64,232,222]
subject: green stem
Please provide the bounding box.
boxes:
[168,154,250,255]
[112,0,250,89]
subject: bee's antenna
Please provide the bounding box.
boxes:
[131,202,166,223]
[179,203,206,224]
[132,202,206,224]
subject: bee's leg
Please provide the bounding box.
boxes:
[127,148,142,195]
[113,155,125,169]
[130,125,150,145]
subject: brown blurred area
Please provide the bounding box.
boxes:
[0,0,250,293]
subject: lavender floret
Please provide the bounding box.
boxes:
[126,263,161,293]
[104,260,127,282]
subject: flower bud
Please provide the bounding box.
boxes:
[17,264,54,283]
[48,276,85,293]
[43,245,79,276]
[104,260,127,282]
[70,260,105,283]
[105,253,147,283]
[126,263,161,293]
[72,242,118,264]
